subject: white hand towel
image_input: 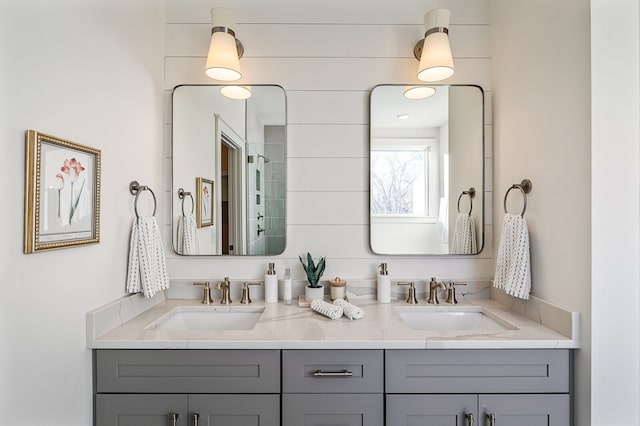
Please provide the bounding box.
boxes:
[311,300,344,320]
[177,214,199,255]
[494,213,531,299]
[126,217,170,298]
[333,299,365,320]
[451,213,477,254]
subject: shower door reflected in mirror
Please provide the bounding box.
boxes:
[172,85,286,256]
[370,85,484,255]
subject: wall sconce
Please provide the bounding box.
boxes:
[413,8,454,82]
[220,85,252,100]
[205,8,244,81]
[404,86,436,100]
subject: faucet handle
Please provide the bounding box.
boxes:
[193,282,213,305]
[240,281,261,304]
[398,281,418,304]
[445,281,467,304]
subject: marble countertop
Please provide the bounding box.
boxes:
[86,295,580,350]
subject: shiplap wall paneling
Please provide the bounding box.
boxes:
[163,0,494,280]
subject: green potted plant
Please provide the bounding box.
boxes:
[299,252,326,302]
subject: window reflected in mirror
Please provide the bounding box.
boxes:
[370,85,484,255]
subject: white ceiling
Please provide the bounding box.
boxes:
[370,85,449,130]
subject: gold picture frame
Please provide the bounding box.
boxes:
[196,177,214,228]
[24,130,101,253]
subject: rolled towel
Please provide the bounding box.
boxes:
[310,299,344,320]
[333,299,365,320]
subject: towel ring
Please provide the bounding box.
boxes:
[178,188,194,216]
[129,180,157,218]
[503,179,532,217]
[457,187,476,215]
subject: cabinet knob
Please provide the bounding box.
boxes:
[169,412,179,426]
[465,412,474,426]
[192,413,200,426]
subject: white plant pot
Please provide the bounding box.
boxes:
[305,285,324,302]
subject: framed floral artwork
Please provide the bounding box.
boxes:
[196,177,214,228]
[24,130,101,253]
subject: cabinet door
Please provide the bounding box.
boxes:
[479,394,570,426]
[387,394,477,426]
[188,394,279,426]
[283,394,383,426]
[96,394,187,426]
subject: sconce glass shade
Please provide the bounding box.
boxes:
[404,86,436,99]
[205,8,242,81]
[417,8,454,82]
[220,85,252,100]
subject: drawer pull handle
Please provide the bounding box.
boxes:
[192,413,199,426]
[486,413,496,426]
[313,369,353,377]
[465,412,474,426]
[169,412,179,426]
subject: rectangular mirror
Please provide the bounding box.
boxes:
[370,85,484,255]
[172,85,286,256]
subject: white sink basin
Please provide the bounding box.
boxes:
[144,306,265,331]
[394,306,518,331]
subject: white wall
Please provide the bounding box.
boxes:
[591,1,640,424]
[489,0,591,424]
[0,1,165,424]
[163,0,494,282]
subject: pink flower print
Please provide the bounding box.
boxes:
[61,158,85,183]
[54,173,65,190]
[55,173,64,218]
[60,158,86,222]
[202,186,210,215]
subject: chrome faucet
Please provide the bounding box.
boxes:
[216,277,232,304]
[427,277,446,304]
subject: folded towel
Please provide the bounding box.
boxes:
[310,300,344,320]
[333,299,365,320]
[126,217,170,298]
[494,213,531,299]
[451,213,477,254]
[176,214,199,255]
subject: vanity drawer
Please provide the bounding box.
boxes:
[282,350,383,393]
[386,349,570,394]
[95,349,280,393]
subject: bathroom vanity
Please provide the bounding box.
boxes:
[88,294,578,425]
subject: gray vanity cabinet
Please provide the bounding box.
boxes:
[385,349,571,425]
[281,350,384,426]
[94,348,572,425]
[94,350,280,426]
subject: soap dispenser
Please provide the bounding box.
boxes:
[282,268,292,305]
[377,263,391,303]
[264,262,278,303]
